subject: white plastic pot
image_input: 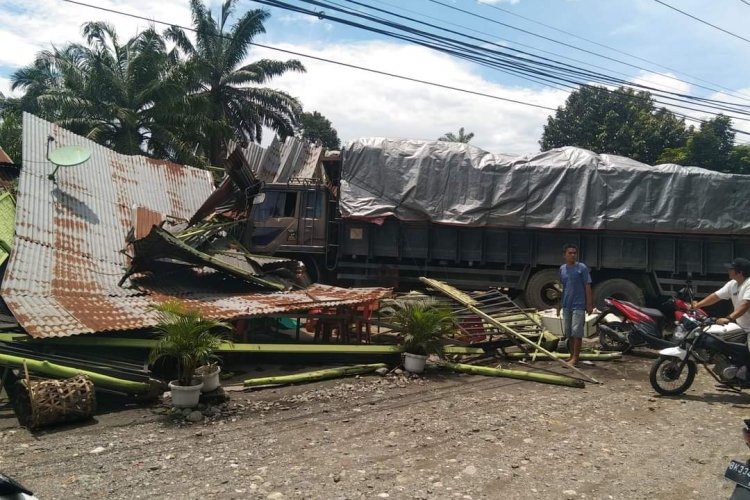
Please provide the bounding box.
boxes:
[168,380,203,408]
[196,365,221,393]
[403,352,427,373]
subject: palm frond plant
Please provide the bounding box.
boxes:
[383,298,456,358]
[148,301,233,387]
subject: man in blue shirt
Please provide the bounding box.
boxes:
[556,243,593,366]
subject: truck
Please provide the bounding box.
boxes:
[242,137,750,310]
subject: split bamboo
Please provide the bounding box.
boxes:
[444,362,585,388]
[504,352,622,361]
[0,353,158,395]
[244,363,388,387]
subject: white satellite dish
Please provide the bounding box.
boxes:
[46,136,91,181]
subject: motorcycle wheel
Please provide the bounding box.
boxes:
[597,321,630,352]
[649,356,696,396]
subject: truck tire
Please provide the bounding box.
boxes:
[524,269,562,310]
[592,278,644,310]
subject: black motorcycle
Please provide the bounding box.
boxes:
[724,419,750,499]
[649,315,750,396]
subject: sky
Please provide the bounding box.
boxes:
[0,0,749,154]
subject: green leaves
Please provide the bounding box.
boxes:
[148,301,233,386]
[382,298,456,357]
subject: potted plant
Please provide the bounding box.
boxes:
[148,302,232,408]
[385,298,456,373]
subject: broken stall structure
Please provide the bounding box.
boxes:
[0,113,391,398]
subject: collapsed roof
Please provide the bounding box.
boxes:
[1,114,388,338]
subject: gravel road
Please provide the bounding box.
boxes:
[1,354,748,499]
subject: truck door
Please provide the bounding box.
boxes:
[249,190,299,252]
[297,189,326,247]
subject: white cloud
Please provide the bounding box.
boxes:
[253,41,567,153]
[630,71,691,95]
[0,0,193,68]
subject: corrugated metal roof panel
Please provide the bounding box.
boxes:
[232,137,324,184]
[2,114,389,338]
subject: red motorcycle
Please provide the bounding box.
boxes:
[595,283,706,352]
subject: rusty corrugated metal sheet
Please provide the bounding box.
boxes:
[2,114,389,338]
[0,147,13,165]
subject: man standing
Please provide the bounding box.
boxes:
[693,258,750,330]
[557,244,593,366]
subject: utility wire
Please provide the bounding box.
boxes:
[59,0,556,111]
[480,0,750,102]
[335,0,750,115]
[653,0,750,45]
[272,0,750,121]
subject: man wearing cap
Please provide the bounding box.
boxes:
[693,257,750,330]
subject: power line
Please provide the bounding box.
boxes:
[58,0,556,111]
[274,0,750,122]
[653,0,750,45]
[479,0,750,102]
[741,0,750,7]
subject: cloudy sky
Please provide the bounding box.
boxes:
[1,0,749,153]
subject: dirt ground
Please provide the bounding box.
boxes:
[1,352,749,500]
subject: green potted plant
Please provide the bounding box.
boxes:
[385,298,456,373]
[148,302,232,408]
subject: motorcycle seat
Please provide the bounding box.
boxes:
[620,301,665,320]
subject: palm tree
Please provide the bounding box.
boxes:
[438,127,475,143]
[165,0,306,165]
[383,298,456,357]
[12,22,197,162]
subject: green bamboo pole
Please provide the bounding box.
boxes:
[504,351,622,361]
[444,362,585,388]
[0,353,158,395]
[244,363,387,387]
[7,335,484,356]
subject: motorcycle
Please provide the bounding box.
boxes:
[649,315,750,396]
[724,419,750,499]
[595,282,706,352]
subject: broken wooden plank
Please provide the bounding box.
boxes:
[444,362,585,388]
[243,363,388,387]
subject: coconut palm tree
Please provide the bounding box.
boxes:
[165,0,306,165]
[438,127,475,143]
[11,22,197,162]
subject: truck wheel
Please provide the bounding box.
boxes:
[592,278,644,310]
[524,269,562,310]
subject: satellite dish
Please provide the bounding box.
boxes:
[46,136,91,181]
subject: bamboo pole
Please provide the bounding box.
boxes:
[421,278,598,384]
[244,363,388,387]
[0,353,159,395]
[444,362,584,388]
[504,351,622,361]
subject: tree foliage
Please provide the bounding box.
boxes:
[439,127,474,143]
[540,86,688,164]
[9,0,305,167]
[0,98,21,163]
[298,110,340,149]
[165,0,305,165]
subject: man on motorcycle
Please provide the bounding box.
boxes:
[693,258,750,332]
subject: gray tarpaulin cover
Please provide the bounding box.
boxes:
[340,138,750,234]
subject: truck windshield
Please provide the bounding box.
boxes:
[252,191,298,221]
